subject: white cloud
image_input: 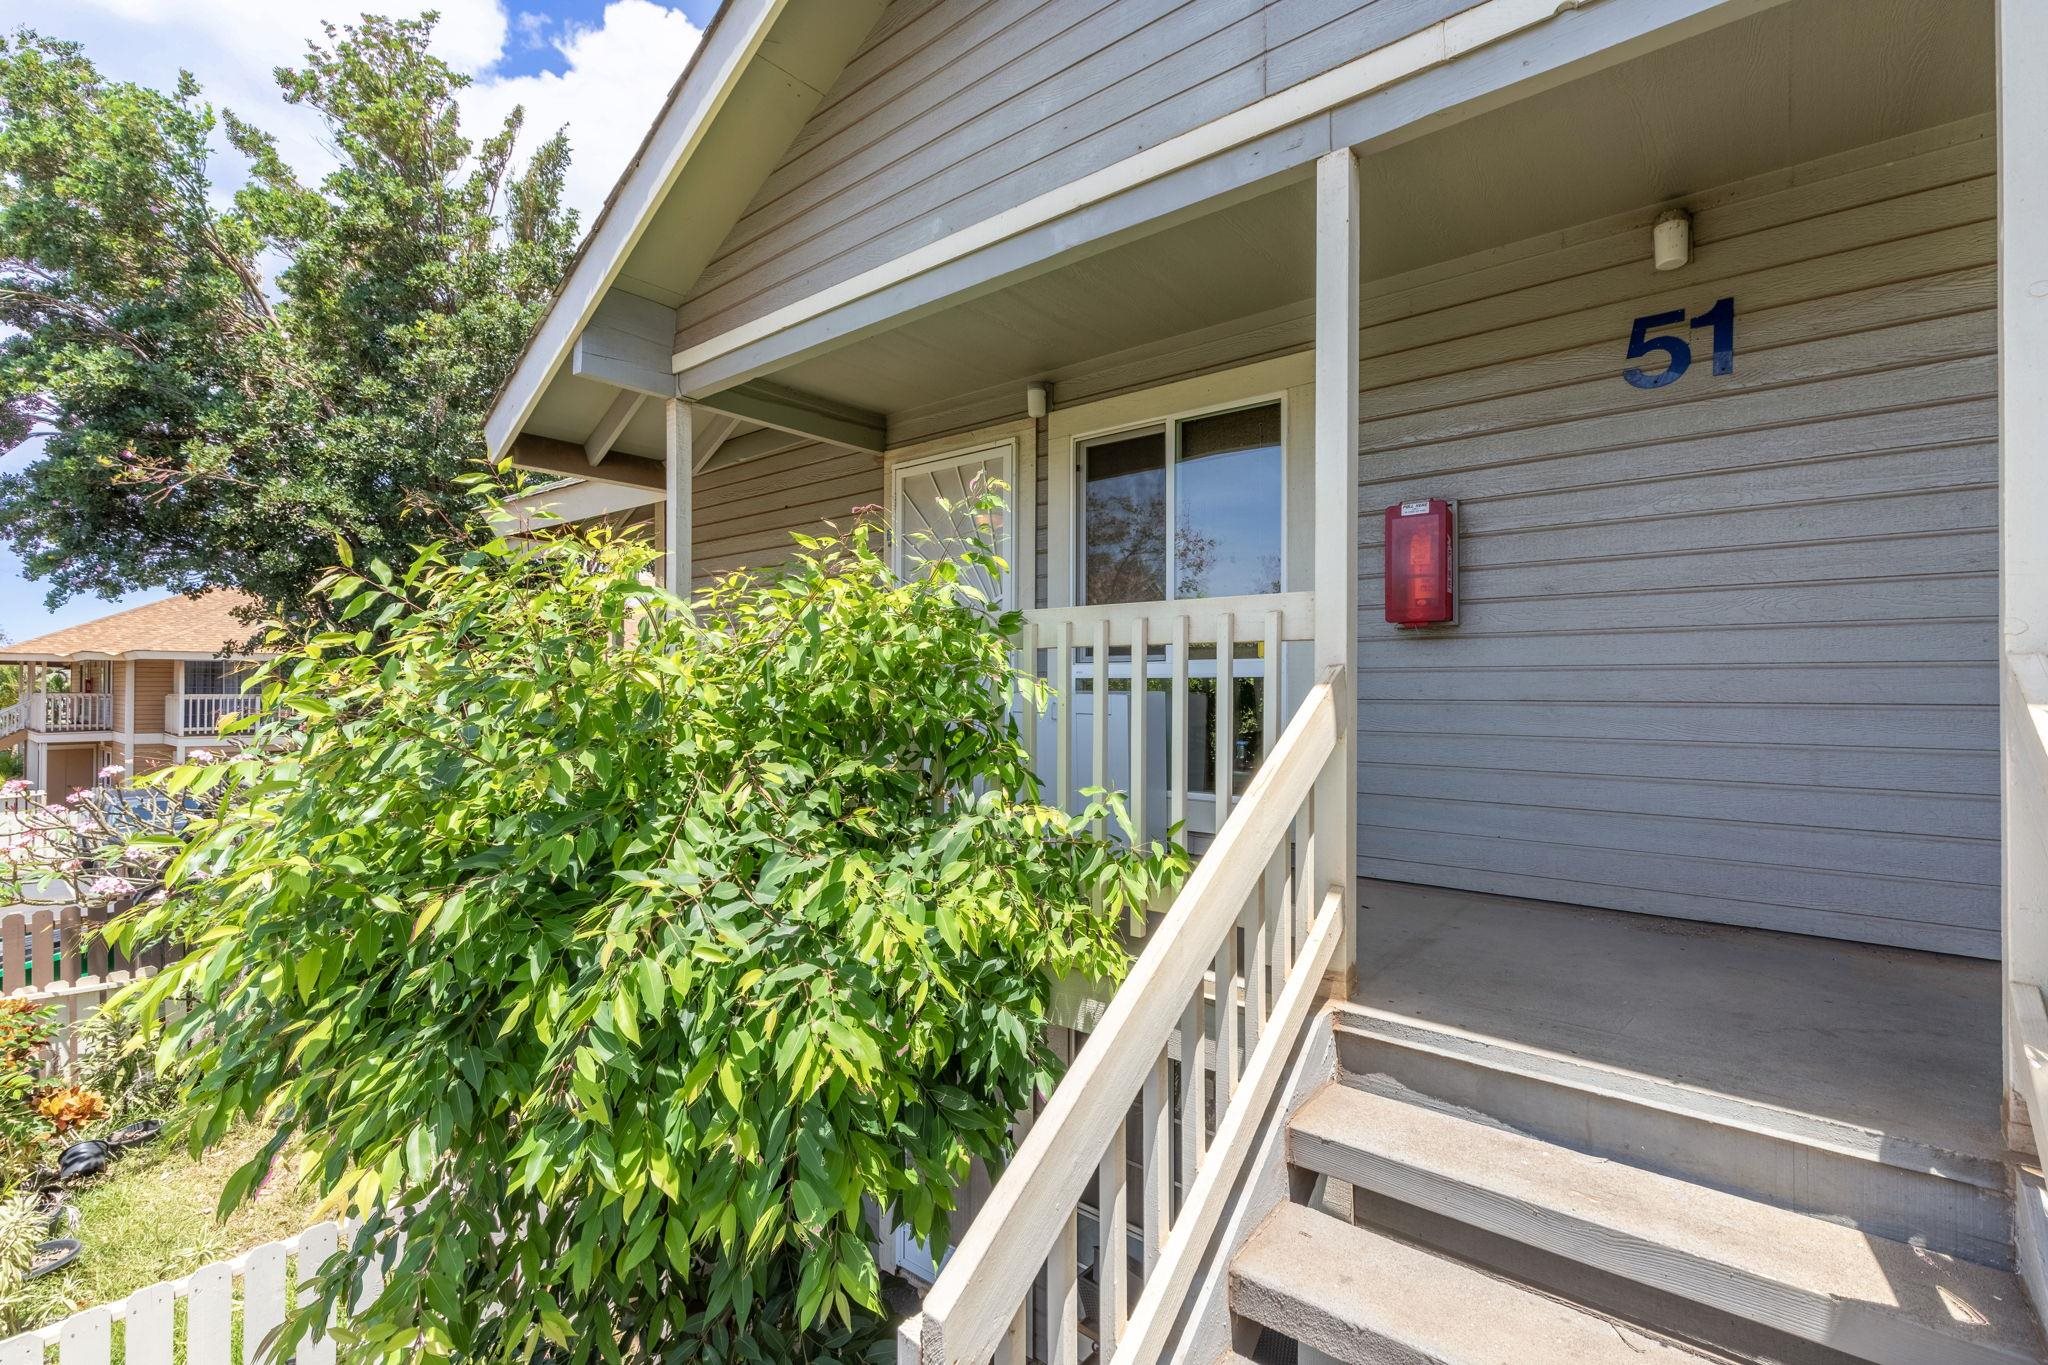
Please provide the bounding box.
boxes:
[0,0,701,224]
[460,3,702,223]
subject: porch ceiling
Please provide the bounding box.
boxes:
[762,0,1991,436]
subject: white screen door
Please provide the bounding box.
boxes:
[890,441,1016,608]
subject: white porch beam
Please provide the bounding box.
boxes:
[1312,147,1360,1001]
[665,398,693,596]
[695,379,887,453]
[2001,0,2048,1157]
[584,389,646,466]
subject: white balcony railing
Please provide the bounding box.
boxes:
[0,699,23,736]
[32,692,112,733]
[167,693,260,736]
[1020,590,1315,855]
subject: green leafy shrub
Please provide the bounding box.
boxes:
[122,498,1184,1362]
[63,1007,180,1125]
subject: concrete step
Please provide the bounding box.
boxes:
[1232,1201,1719,1364]
[1288,1084,2046,1365]
[1333,1006,2012,1269]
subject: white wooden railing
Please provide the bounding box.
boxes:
[901,662,1347,1365]
[31,694,110,733]
[167,692,260,735]
[0,1220,349,1364]
[0,699,23,736]
[1020,591,1313,877]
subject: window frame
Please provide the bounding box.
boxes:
[1046,353,1314,610]
[1075,395,1290,606]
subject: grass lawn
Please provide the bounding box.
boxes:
[16,1123,322,1333]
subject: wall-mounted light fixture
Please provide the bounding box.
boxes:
[1653,208,1693,272]
[1026,382,1049,418]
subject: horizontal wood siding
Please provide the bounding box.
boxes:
[1355,130,1998,955]
[692,441,884,584]
[675,0,1463,353]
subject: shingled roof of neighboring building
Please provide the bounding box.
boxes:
[0,591,262,662]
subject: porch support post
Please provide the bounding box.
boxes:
[664,397,694,596]
[1313,147,1360,1001]
[120,660,134,774]
[2001,0,2048,1157]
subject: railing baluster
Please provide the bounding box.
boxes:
[1214,611,1235,826]
[1296,824,1318,960]
[1096,1120,1129,1357]
[1140,1051,1170,1275]
[1170,614,1190,835]
[1092,616,1110,834]
[1263,608,1282,760]
[1268,843,1292,992]
[1178,986,1205,1206]
[1245,892,1268,1054]
[994,1306,1028,1365]
[1214,927,1238,1114]
[1129,614,1151,936]
[1048,1213,1080,1365]
[1055,619,1074,815]
[1018,619,1040,781]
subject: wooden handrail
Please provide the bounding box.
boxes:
[910,667,1340,1365]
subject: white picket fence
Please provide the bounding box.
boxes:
[0,1221,354,1364]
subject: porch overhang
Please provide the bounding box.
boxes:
[669,0,1801,408]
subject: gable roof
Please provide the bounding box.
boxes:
[0,591,262,662]
[482,0,887,462]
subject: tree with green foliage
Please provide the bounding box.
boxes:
[121,497,1186,1363]
[0,17,577,617]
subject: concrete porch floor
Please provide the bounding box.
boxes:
[1353,879,2006,1165]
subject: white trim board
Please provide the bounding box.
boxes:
[673,0,1793,397]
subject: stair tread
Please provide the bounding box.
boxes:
[1291,1084,2044,1365]
[1234,1202,1716,1364]
[1334,1008,2005,1188]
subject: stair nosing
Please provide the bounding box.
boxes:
[1334,1005,2007,1191]
[1290,1083,2044,1365]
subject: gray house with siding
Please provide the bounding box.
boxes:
[485,0,2048,1360]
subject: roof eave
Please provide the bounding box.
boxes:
[483,0,786,460]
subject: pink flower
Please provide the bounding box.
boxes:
[85,876,130,900]
[0,779,27,796]
[96,764,125,779]
[188,749,216,764]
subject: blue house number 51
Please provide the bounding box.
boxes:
[1623,297,1735,389]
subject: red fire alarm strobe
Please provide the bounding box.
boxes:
[1384,498,1456,627]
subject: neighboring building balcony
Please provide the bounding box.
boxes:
[29,692,112,733]
[166,692,261,736]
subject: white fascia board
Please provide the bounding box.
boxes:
[673,0,1792,396]
[483,0,790,458]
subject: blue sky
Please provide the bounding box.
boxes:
[0,0,708,643]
